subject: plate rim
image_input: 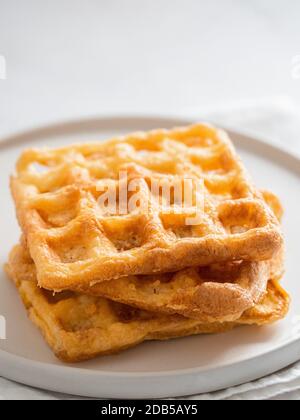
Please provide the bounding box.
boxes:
[0,330,300,378]
[0,114,299,397]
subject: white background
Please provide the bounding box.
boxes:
[1,0,300,400]
[1,0,300,138]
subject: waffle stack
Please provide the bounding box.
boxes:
[6,123,290,362]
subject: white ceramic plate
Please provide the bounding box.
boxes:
[0,116,299,399]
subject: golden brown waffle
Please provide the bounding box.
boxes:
[261,190,284,223]
[5,257,289,362]
[9,243,283,322]
[11,124,282,290]
[75,189,285,321]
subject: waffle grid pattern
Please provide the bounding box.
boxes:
[11,124,282,290]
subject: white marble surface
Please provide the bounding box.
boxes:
[0,0,300,400]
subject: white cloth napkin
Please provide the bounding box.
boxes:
[1,97,300,400]
[196,96,300,157]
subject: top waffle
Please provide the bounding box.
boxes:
[11,124,282,290]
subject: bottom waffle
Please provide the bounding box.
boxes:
[5,259,289,363]
[9,242,283,323]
